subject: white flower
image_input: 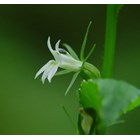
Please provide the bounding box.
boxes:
[35,37,82,83]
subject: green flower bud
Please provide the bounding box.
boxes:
[80,62,101,80]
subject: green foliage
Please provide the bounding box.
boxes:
[83,44,96,63]
[79,80,101,112]
[65,72,79,95]
[62,106,77,130]
[79,79,140,134]
[55,69,72,76]
[80,21,92,61]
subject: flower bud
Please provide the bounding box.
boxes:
[80,62,100,80]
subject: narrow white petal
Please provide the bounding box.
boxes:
[47,36,53,53]
[55,40,61,52]
[48,64,59,83]
[41,61,58,83]
[41,63,54,84]
[35,60,54,79]
[41,70,50,84]
[52,51,62,64]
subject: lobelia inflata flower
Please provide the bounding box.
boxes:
[35,37,83,84]
[35,22,101,95]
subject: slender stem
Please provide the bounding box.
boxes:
[102,5,118,78]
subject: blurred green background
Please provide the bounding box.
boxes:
[0,4,140,134]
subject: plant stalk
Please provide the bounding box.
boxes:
[102,4,118,78]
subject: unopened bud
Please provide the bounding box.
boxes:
[80,62,100,80]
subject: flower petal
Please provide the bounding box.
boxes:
[41,70,50,84]
[48,63,59,83]
[47,36,54,53]
[41,60,58,83]
[58,48,68,54]
[55,39,61,52]
[52,51,62,64]
[41,65,54,84]
[58,53,82,71]
[35,60,54,79]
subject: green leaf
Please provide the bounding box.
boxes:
[79,80,101,112]
[80,21,92,61]
[62,105,77,130]
[79,79,140,128]
[65,72,79,96]
[63,43,80,60]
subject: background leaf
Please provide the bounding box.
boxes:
[79,79,140,129]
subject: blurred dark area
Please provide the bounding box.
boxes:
[0,4,140,134]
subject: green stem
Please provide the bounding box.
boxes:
[102,4,118,78]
